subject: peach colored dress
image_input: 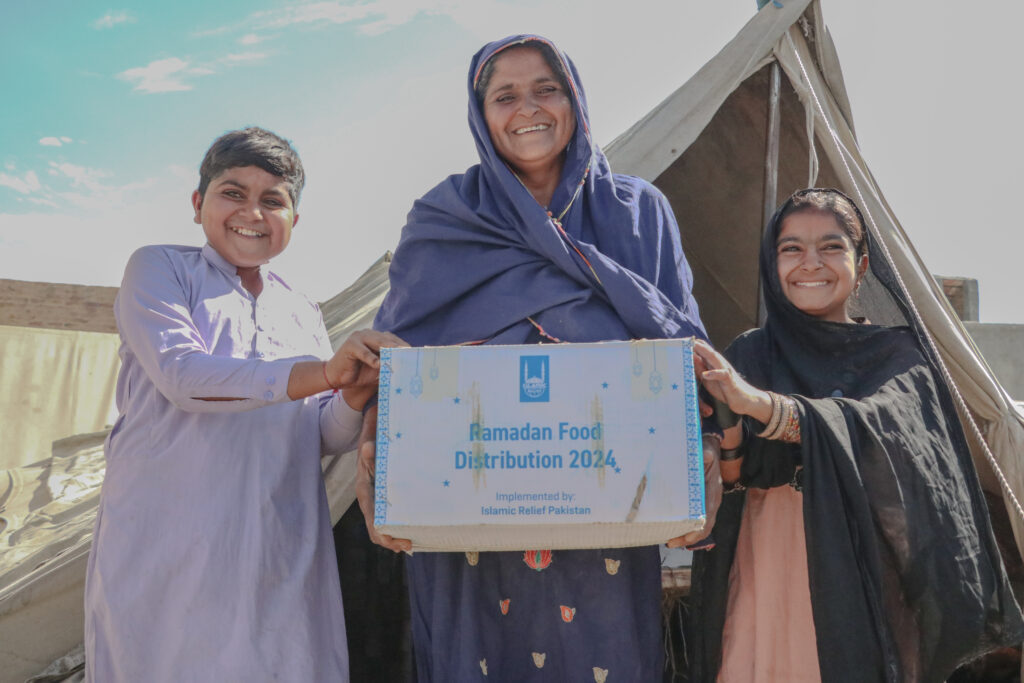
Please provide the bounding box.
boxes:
[718,484,821,682]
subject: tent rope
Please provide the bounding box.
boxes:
[784,32,1024,524]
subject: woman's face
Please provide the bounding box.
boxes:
[482,47,576,178]
[776,209,865,323]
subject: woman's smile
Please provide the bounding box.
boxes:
[482,47,575,184]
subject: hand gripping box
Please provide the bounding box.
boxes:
[374,338,705,551]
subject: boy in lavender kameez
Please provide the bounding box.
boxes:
[84,128,403,682]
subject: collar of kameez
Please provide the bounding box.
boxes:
[202,243,247,280]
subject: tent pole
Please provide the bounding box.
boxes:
[757,60,782,325]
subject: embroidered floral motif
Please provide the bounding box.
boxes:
[560,605,577,623]
[523,549,553,571]
[532,652,547,668]
[499,598,510,615]
[479,659,488,676]
[604,558,620,575]
[465,551,479,566]
[593,666,608,682]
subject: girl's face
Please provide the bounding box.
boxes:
[776,209,866,323]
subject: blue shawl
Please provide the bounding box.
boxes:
[374,34,706,345]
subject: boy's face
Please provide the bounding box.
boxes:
[192,165,299,269]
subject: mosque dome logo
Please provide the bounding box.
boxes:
[519,356,550,402]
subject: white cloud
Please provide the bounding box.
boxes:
[221,52,267,65]
[0,171,192,287]
[205,0,469,38]
[0,170,42,194]
[117,57,214,93]
[93,11,135,30]
[0,161,163,213]
[39,137,63,147]
[168,165,195,183]
[44,162,160,209]
[60,136,72,143]
[251,2,373,29]
[49,162,110,192]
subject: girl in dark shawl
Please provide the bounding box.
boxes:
[689,188,1023,682]
[363,35,710,681]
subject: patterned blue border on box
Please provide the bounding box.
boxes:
[680,338,705,518]
[374,348,393,527]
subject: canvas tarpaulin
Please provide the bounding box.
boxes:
[0,326,119,470]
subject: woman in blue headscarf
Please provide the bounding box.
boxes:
[361,35,712,681]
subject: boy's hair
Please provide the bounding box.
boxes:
[197,127,305,208]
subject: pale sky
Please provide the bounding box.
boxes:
[2,0,1021,323]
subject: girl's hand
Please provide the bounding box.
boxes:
[693,340,773,424]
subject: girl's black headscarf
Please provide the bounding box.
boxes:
[689,189,1023,682]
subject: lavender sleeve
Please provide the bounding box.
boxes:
[116,246,312,412]
[306,311,362,455]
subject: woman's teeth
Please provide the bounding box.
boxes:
[514,124,550,134]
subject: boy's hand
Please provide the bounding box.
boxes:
[356,404,412,553]
[325,329,407,392]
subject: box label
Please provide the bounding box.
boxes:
[375,339,704,534]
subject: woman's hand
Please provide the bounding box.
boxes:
[693,339,773,425]
[355,404,413,553]
[666,433,722,549]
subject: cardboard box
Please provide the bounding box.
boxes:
[374,338,705,551]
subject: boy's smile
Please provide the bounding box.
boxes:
[192,165,299,272]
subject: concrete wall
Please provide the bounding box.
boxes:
[964,322,1024,401]
[0,279,117,333]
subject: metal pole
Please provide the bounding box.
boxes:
[757,61,782,326]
